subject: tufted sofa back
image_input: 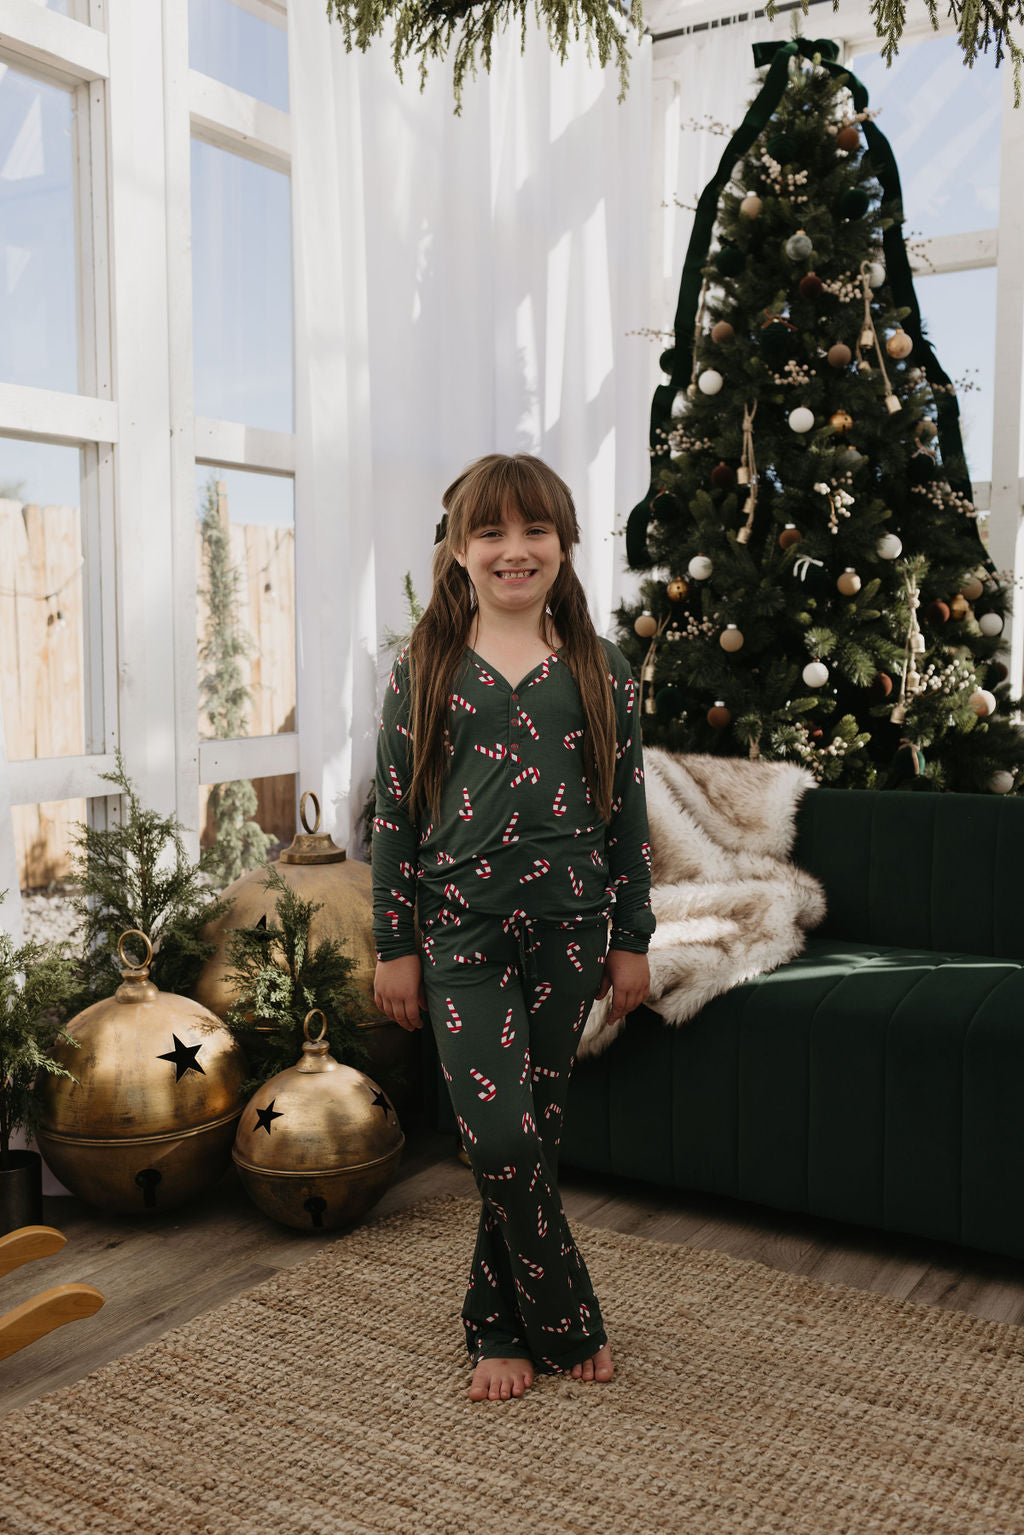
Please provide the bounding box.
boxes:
[792,788,1024,963]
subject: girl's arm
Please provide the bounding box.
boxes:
[372,650,426,1030]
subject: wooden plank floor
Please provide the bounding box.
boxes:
[4,1113,1024,1416]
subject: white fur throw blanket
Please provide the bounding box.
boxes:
[577,749,827,1059]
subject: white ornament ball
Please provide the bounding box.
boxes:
[788,406,815,434]
[990,771,1015,795]
[978,612,1004,638]
[802,661,830,688]
[698,369,724,396]
[867,261,886,288]
[671,390,689,419]
[969,689,997,717]
[688,554,714,581]
[876,533,903,560]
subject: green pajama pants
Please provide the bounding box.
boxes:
[421,911,609,1373]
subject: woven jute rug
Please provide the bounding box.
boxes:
[3,1194,1024,1535]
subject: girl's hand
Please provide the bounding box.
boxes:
[374,955,427,1031]
[595,949,650,1025]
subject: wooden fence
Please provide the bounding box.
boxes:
[1,490,297,889]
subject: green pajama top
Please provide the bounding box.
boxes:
[372,637,655,961]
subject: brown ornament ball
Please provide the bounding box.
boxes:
[707,702,731,730]
[634,611,658,638]
[961,575,984,601]
[836,125,860,151]
[886,330,913,360]
[949,594,970,620]
[739,194,763,219]
[719,624,745,653]
[837,568,862,596]
[827,343,852,368]
[778,524,804,549]
[915,418,938,441]
[710,320,735,345]
[798,272,824,300]
[710,460,736,490]
[989,661,1009,683]
[869,672,893,700]
[667,577,689,602]
[830,409,854,433]
[926,600,950,624]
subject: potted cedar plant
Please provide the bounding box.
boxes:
[0,891,79,1234]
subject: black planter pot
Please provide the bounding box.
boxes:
[0,1148,44,1235]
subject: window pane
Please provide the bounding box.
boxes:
[189,0,289,112]
[0,65,77,392]
[191,140,293,431]
[200,771,297,883]
[195,467,296,743]
[0,440,88,762]
[915,267,996,485]
[853,35,1000,240]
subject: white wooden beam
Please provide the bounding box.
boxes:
[0,385,117,445]
[907,230,997,277]
[0,0,109,82]
[227,0,287,30]
[194,418,296,475]
[7,753,118,807]
[188,68,291,171]
[198,732,299,785]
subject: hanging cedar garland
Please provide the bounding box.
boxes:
[324,0,644,113]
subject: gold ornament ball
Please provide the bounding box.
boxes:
[949,594,970,620]
[886,330,913,360]
[707,701,731,729]
[739,194,763,219]
[836,568,861,596]
[830,409,854,434]
[970,689,997,717]
[778,524,803,550]
[634,611,658,638]
[667,577,690,602]
[827,343,852,368]
[961,575,984,601]
[710,320,735,345]
[719,624,745,652]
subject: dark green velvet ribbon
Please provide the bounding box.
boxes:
[625,36,980,570]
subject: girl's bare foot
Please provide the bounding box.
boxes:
[570,1342,614,1382]
[469,1356,535,1401]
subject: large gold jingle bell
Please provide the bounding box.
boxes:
[232,1009,405,1231]
[37,930,247,1215]
[192,790,415,1113]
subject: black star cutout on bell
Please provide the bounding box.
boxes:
[157,1035,205,1082]
[370,1087,392,1119]
[254,1100,284,1135]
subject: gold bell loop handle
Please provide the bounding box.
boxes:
[303,1008,327,1044]
[117,929,153,972]
[299,791,321,835]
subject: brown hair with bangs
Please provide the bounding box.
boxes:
[406,453,617,824]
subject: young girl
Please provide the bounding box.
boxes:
[372,453,653,1403]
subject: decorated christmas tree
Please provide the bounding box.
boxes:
[620,38,1022,793]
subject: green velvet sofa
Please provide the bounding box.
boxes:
[423,788,1024,1262]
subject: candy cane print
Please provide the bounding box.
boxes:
[473,662,496,686]
[634,765,645,784]
[566,941,583,972]
[522,1111,537,1135]
[388,669,401,695]
[435,850,456,865]
[502,909,529,932]
[453,951,488,965]
[385,910,400,934]
[573,999,588,1033]
[532,1064,559,1083]
[510,764,540,789]
[611,795,623,815]
[498,963,516,990]
[530,982,553,1013]
[501,812,520,844]
[449,692,477,715]
[474,742,508,762]
[528,1161,542,1192]
[457,1115,478,1145]
[520,1047,530,1085]
[372,816,401,834]
[418,822,434,844]
[399,860,416,881]
[568,866,584,897]
[443,881,469,907]
[483,1164,516,1182]
[440,1063,452,1084]
[541,1318,572,1335]
[470,1068,497,1102]
[479,1260,499,1289]
[445,998,463,1033]
[514,1277,534,1306]
[519,859,550,884]
[615,735,633,761]
[640,840,652,870]
[563,728,584,750]
[590,850,604,868]
[458,786,473,821]
[516,708,540,741]
[389,887,414,908]
[488,1199,508,1223]
[573,823,598,839]
[519,1254,545,1280]
[543,1102,563,1120]
[552,781,567,817]
[387,764,404,800]
[421,934,436,966]
[438,907,462,927]
[580,1301,591,1323]
[474,857,492,879]
[624,676,636,715]
[500,1009,515,1047]
[537,1207,549,1238]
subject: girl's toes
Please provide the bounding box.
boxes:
[570,1361,583,1379]
[581,1356,595,1381]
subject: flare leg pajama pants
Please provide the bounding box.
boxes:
[421,914,608,1373]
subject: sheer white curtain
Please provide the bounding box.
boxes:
[288,10,653,849]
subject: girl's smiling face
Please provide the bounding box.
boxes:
[456,502,565,617]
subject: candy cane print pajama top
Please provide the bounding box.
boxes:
[372,638,654,1373]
